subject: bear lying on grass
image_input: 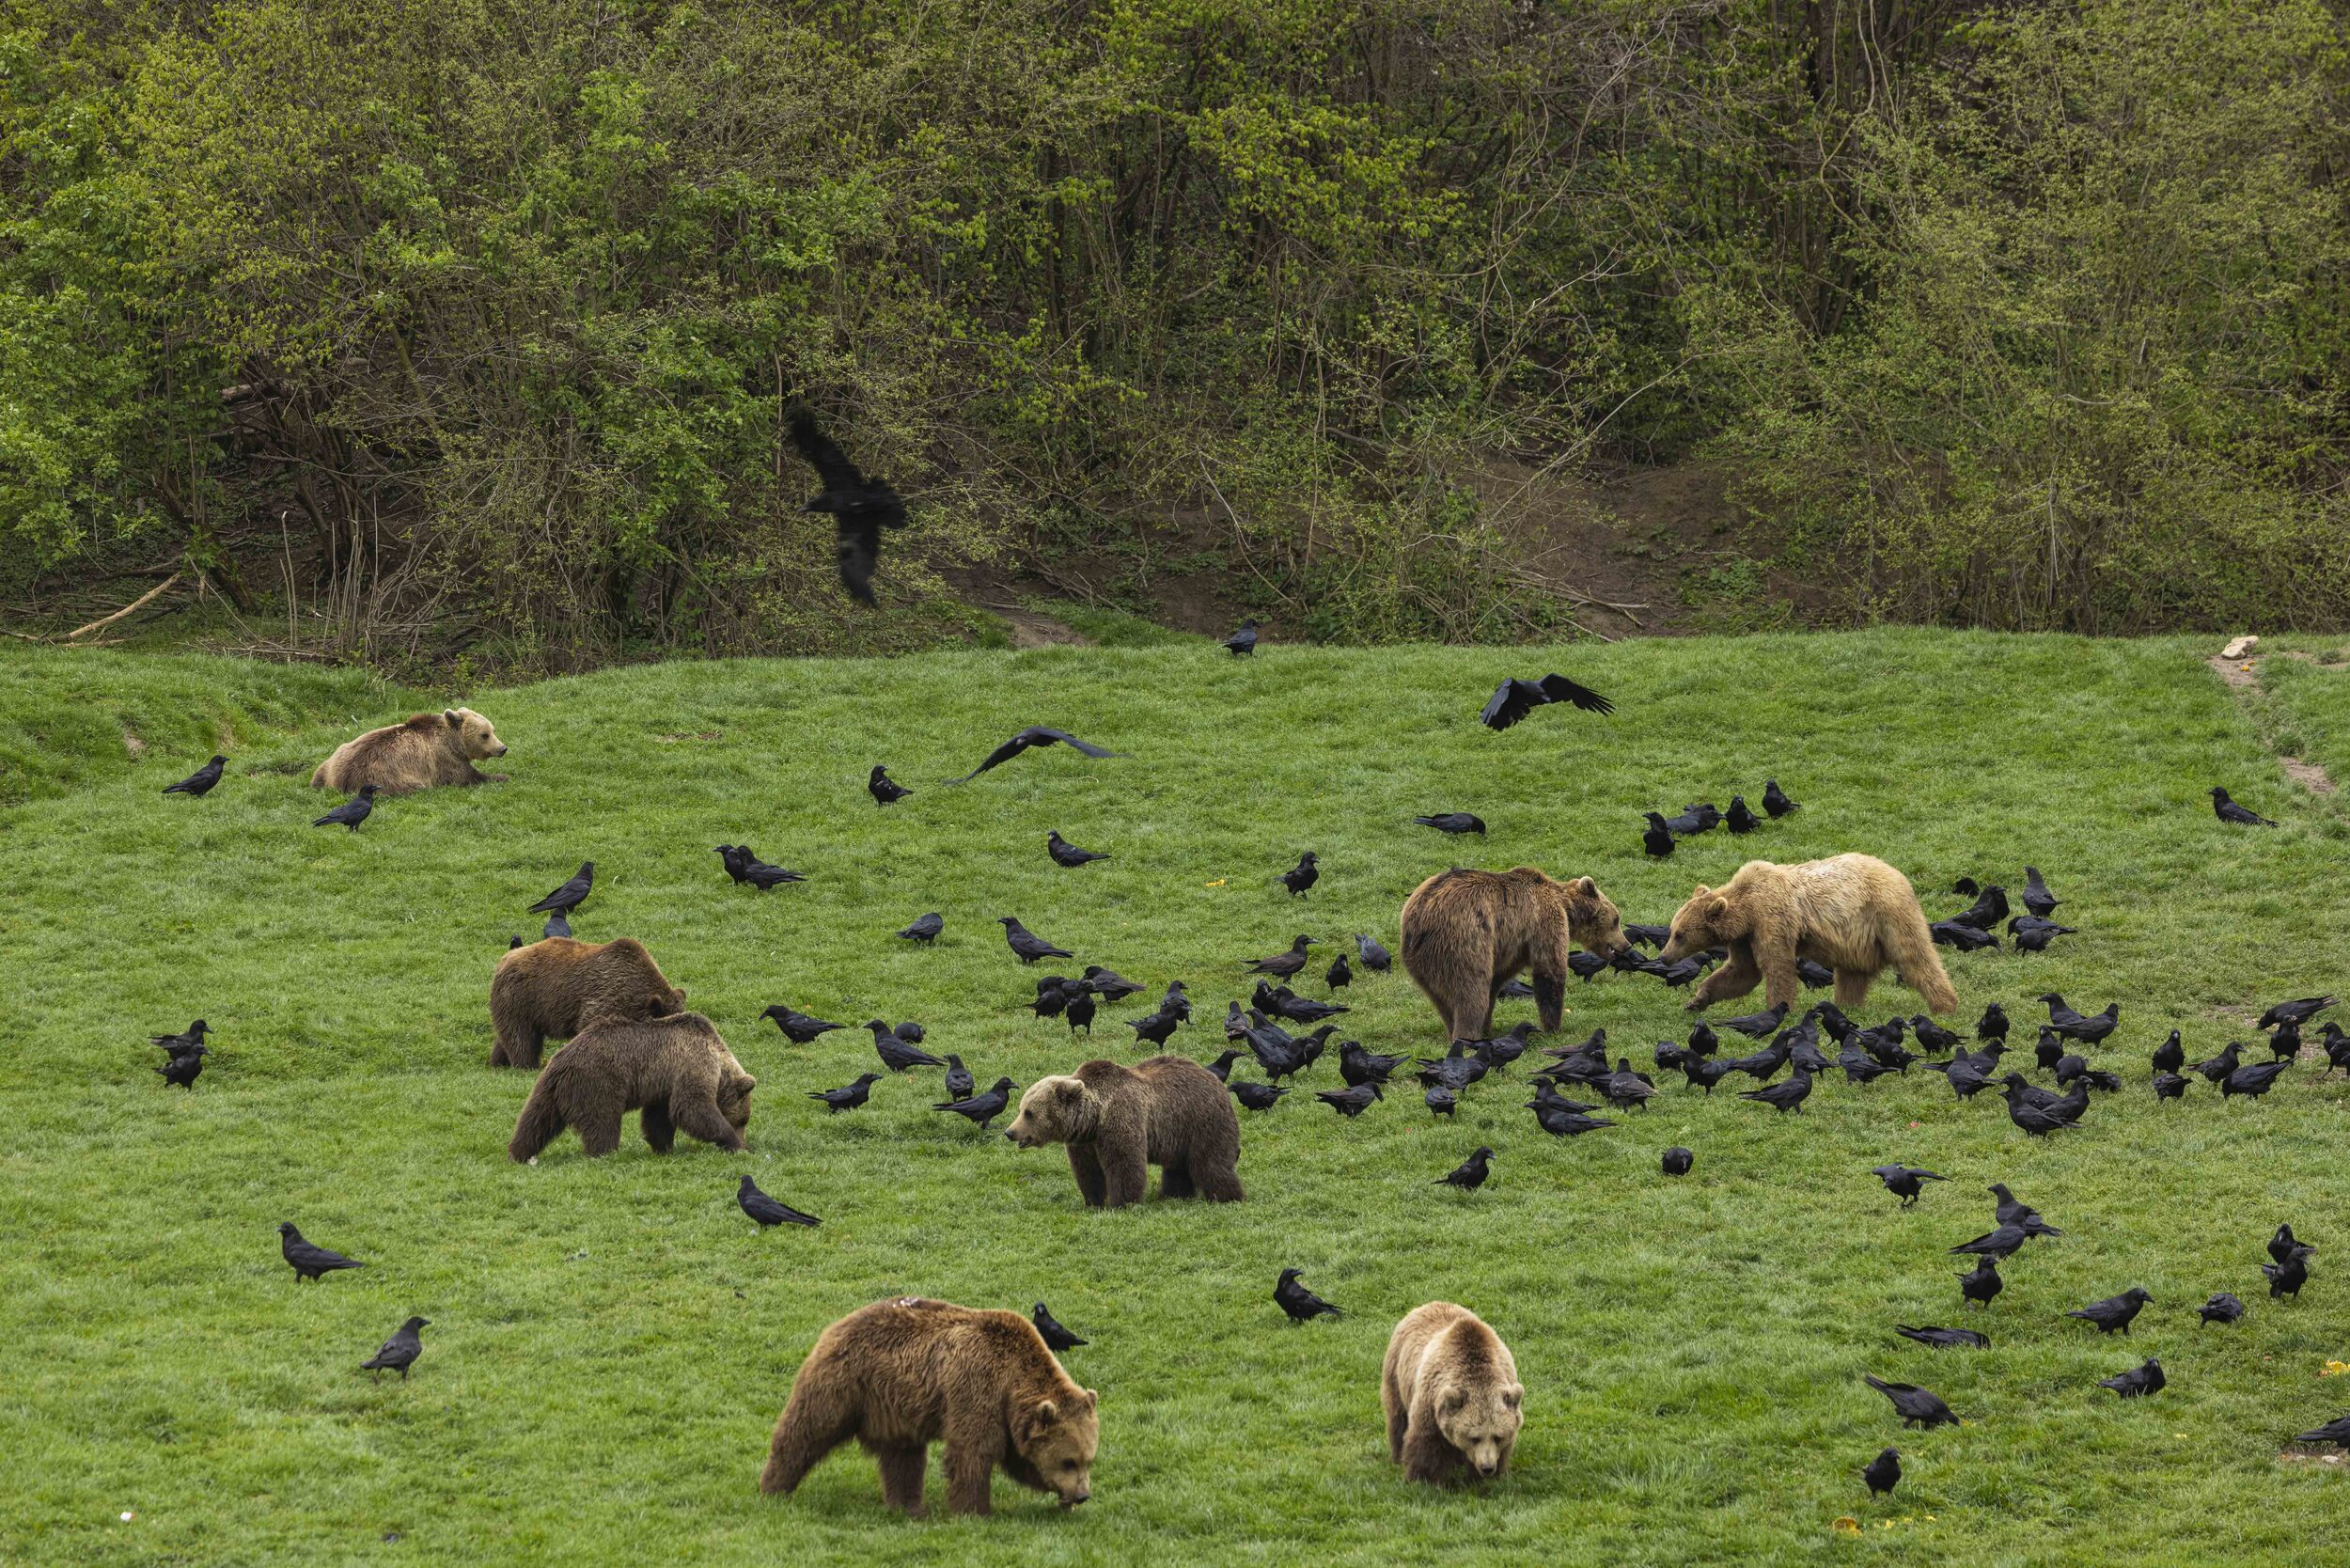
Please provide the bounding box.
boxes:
[760,1296,1098,1516]
[311,708,509,793]
[1398,867,1631,1042]
[508,1012,753,1161]
[1383,1302,1524,1484]
[489,936,687,1069]
[1659,853,1958,1014]
[1004,1056,1241,1208]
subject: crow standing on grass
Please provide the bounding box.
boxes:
[1275,1268,1342,1323]
[157,1044,211,1090]
[1872,1166,1948,1208]
[279,1223,364,1283]
[788,408,905,605]
[312,784,376,830]
[1279,853,1321,898]
[1353,933,1392,973]
[163,755,227,796]
[1414,813,1486,836]
[1863,1448,1901,1497]
[528,861,595,917]
[1046,831,1111,869]
[2066,1287,2153,1335]
[1436,1147,1494,1191]
[869,765,911,805]
[998,917,1075,964]
[737,1175,820,1229]
[761,1006,845,1043]
[898,913,944,943]
[870,1021,945,1073]
[809,1074,883,1113]
[934,1077,1017,1130]
[1862,1376,1960,1429]
[1223,619,1259,656]
[360,1317,429,1380]
[2211,787,2278,826]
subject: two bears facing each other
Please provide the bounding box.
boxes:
[1658,853,1958,1015]
[311,708,509,793]
[1003,1056,1242,1208]
[758,1298,1520,1517]
[508,1012,754,1161]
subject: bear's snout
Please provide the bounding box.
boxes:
[1060,1488,1089,1507]
[492,742,509,756]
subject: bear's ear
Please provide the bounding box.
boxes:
[1572,876,1596,897]
[1502,1384,1524,1410]
[1054,1078,1086,1105]
[1707,897,1732,920]
[1081,1388,1099,1409]
[1689,884,1712,899]
[443,709,463,728]
[733,1070,758,1094]
[672,985,688,1003]
[1437,1388,1466,1417]
[1016,1398,1061,1442]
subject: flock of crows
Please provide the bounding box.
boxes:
[142,630,2347,1513]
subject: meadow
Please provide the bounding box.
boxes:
[3,628,2348,1566]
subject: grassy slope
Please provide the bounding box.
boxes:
[3,630,2347,1567]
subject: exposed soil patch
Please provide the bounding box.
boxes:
[2206,654,2259,690]
[2202,649,2339,793]
[2280,756,2337,795]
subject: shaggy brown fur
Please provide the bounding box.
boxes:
[507,1011,753,1161]
[760,1296,1099,1516]
[1382,1302,1524,1484]
[1659,853,1959,1015]
[1398,868,1631,1042]
[1004,1056,1242,1208]
[310,708,509,793]
[488,936,686,1070]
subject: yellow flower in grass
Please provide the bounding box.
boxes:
[1832,1517,1861,1535]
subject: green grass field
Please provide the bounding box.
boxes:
[5,629,2349,1566]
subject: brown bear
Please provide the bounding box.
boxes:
[310,708,509,793]
[1659,853,1958,1015]
[507,1011,753,1161]
[1003,1056,1242,1208]
[760,1296,1098,1516]
[488,936,687,1069]
[1382,1302,1524,1484]
[1397,867,1631,1042]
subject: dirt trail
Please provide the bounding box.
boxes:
[2204,648,2339,794]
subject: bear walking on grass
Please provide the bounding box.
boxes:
[760,1296,1098,1516]
[310,708,509,793]
[489,936,687,1069]
[1659,853,1958,1015]
[1397,868,1631,1043]
[1383,1302,1524,1484]
[1004,1056,1242,1208]
[508,1011,754,1161]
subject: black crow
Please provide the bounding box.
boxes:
[311,784,376,829]
[1950,1226,2034,1261]
[1435,1147,1494,1191]
[2151,1029,2184,1074]
[1897,1325,1988,1350]
[1275,1267,1341,1323]
[1414,813,1485,837]
[1719,1002,1789,1040]
[870,1021,945,1073]
[2211,787,2277,826]
[2294,1415,2350,1446]
[1315,1083,1382,1119]
[279,1223,364,1282]
[1863,1448,1901,1497]
[2192,1040,2244,1083]
[1862,1377,1959,1429]
[2066,1288,2153,1335]
[163,755,227,796]
[1424,1086,1456,1117]
[898,912,944,943]
[787,407,905,604]
[2270,1224,2313,1267]
[1230,1081,1289,1111]
[1202,1049,1241,1082]
[999,917,1074,964]
[157,1045,210,1090]
[1977,1003,2010,1042]
[1245,936,1316,977]
[761,1006,844,1044]
[2198,1293,2245,1325]
[738,1175,820,1229]
[1641,813,1675,858]
[948,727,1125,785]
[1740,1071,1812,1114]
[360,1317,428,1380]
[2261,996,2336,1029]
[528,862,594,916]
[1480,673,1613,729]
[1064,990,1097,1034]
[1986,1184,2058,1233]
[2039,995,2118,1043]
[1047,831,1111,869]
[1279,853,1321,898]
[542,911,572,939]
[1353,933,1392,973]
[1762,780,1799,817]
[1324,953,1354,990]
[2153,1071,2189,1101]
[1726,795,1760,834]
[1661,1146,1694,1177]
[934,1076,1017,1129]
[941,1055,975,1101]
[2264,1251,2312,1300]
[1958,1257,2003,1309]
[1931,921,1998,952]
[2009,919,2077,953]
[2020,867,2060,918]
[1223,619,1259,656]
[1126,1009,1182,1047]
[151,1020,210,1055]
[1872,1166,1948,1208]
[808,1074,883,1112]
[869,764,912,805]
[1340,1042,1407,1086]
[2099,1358,2164,1399]
[1033,1303,1087,1351]
[2221,1059,2292,1100]
[1952,886,2010,930]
